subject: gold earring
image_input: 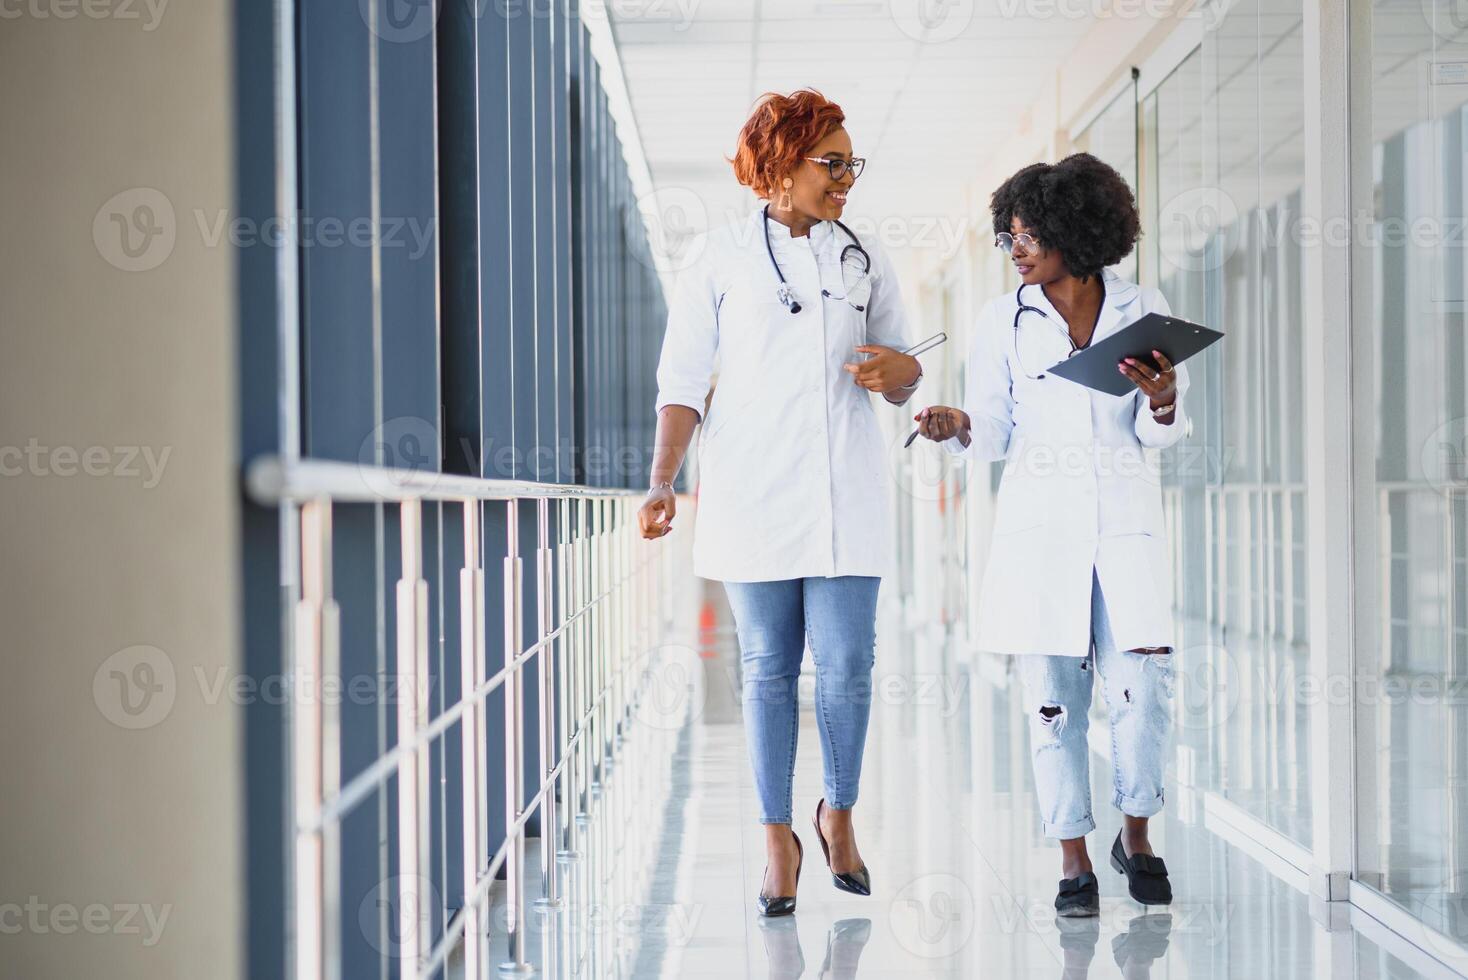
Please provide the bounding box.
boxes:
[777,178,794,212]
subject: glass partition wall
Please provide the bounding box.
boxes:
[1124,0,1314,848]
[1354,0,1468,944]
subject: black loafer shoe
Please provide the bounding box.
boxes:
[757,830,803,917]
[1054,871,1100,917]
[1109,832,1172,906]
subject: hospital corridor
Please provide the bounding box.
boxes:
[3,0,1468,978]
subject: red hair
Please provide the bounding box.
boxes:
[731,90,846,199]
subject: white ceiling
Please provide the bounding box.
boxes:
[608,0,1100,250]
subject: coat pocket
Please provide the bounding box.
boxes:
[992,475,1049,535]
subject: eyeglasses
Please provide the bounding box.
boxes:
[805,156,866,181]
[994,232,1041,256]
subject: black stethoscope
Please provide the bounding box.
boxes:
[762,205,871,315]
[1012,282,1099,380]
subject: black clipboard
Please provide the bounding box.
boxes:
[1045,312,1223,396]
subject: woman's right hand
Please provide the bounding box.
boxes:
[914,406,972,446]
[638,485,677,539]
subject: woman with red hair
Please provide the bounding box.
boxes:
[638,90,921,917]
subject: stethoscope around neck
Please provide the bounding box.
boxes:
[1012,282,1099,380]
[762,205,871,315]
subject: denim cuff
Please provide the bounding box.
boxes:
[1041,814,1097,840]
[1112,789,1165,819]
[759,815,793,825]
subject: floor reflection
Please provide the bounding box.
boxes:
[755,916,874,980]
[466,584,1452,978]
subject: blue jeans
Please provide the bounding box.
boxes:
[722,576,881,824]
[1015,570,1175,839]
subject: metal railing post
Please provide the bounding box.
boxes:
[499,500,531,976]
[459,501,486,980]
[555,497,578,864]
[394,499,430,979]
[533,496,562,910]
[293,498,331,980]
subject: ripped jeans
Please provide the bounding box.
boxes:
[1015,570,1175,839]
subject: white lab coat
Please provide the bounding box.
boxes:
[945,271,1190,656]
[655,208,911,583]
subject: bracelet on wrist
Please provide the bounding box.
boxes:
[896,364,923,392]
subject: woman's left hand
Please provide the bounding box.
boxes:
[845,346,920,393]
[1118,349,1178,407]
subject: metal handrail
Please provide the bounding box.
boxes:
[246,455,645,504]
[253,453,673,980]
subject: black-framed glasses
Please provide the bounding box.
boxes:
[805,156,866,181]
[995,232,1041,256]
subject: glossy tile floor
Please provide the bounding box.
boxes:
[472,586,1464,978]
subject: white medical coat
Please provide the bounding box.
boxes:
[654,208,911,583]
[945,271,1190,656]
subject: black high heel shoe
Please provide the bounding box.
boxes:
[757,828,803,917]
[813,798,871,896]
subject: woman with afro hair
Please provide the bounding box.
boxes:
[916,153,1190,917]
